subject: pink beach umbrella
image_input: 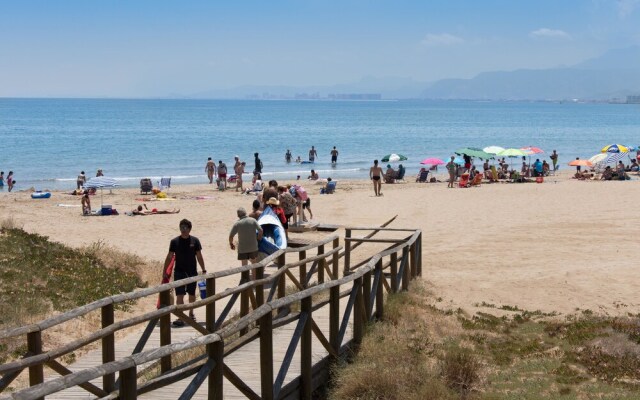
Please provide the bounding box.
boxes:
[520,146,544,155]
[420,157,446,166]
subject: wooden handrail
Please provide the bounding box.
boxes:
[1,228,421,400]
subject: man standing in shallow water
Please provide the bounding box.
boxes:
[369,160,383,196]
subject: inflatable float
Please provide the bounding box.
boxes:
[31,192,51,199]
[300,160,314,165]
[257,206,287,255]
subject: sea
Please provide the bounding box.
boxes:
[1,98,639,190]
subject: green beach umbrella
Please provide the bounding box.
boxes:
[454,147,493,160]
[381,153,408,162]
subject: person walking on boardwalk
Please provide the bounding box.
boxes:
[205,157,216,184]
[330,146,339,165]
[164,219,206,327]
[229,207,263,277]
[369,160,383,196]
[254,152,263,174]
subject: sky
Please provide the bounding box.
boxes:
[1,0,639,98]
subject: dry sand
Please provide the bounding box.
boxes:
[2,172,639,316]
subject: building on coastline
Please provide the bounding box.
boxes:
[328,93,382,100]
[627,95,640,104]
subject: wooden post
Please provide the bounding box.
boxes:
[101,303,115,392]
[208,340,224,400]
[329,282,340,359]
[417,233,423,277]
[259,311,274,400]
[240,270,250,335]
[119,366,137,400]
[159,289,172,373]
[317,244,325,284]
[390,252,398,293]
[344,229,351,274]
[256,266,265,307]
[402,247,410,291]
[300,296,312,400]
[332,238,340,279]
[299,250,307,288]
[375,259,384,320]
[363,270,372,320]
[278,253,286,300]
[353,278,364,347]
[27,331,43,400]
[206,277,216,333]
[410,243,417,279]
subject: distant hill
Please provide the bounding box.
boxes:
[421,46,640,100]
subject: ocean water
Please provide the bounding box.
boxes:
[1,98,639,190]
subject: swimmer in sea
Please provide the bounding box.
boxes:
[369,160,384,196]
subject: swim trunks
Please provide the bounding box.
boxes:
[372,176,381,181]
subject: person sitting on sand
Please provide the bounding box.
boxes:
[132,204,180,215]
[600,167,613,181]
[542,160,550,176]
[630,159,639,172]
[308,169,319,180]
[384,164,396,183]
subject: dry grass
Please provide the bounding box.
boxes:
[0,226,159,388]
[328,282,640,399]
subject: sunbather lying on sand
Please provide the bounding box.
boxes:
[130,204,180,215]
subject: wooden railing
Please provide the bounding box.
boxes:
[0,227,422,400]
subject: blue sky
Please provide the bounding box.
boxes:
[1,0,639,97]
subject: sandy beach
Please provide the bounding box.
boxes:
[2,172,639,316]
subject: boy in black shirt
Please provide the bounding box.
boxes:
[164,219,206,327]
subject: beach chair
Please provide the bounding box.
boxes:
[469,173,483,187]
[139,178,153,194]
[159,177,171,192]
[416,170,429,183]
[458,173,470,188]
[489,166,499,182]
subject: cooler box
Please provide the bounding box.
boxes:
[101,205,113,216]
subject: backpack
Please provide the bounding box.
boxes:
[293,185,308,201]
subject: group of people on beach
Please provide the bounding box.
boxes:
[285,145,339,165]
[0,171,15,192]
[205,154,261,192]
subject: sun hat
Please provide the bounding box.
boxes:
[266,197,280,206]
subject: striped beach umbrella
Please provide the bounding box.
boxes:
[84,177,119,207]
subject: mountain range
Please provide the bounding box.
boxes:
[187,46,640,101]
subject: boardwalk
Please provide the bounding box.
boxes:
[0,226,422,400]
[45,298,352,399]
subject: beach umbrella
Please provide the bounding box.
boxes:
[454,147,493,160]
[589,153,609,164]
[420,157,445,166]
[381,153,408,162]
[601,144,630,153]
[521,146,544,155]
[483,146,505,155]
[568,159,593,167]
[497,148,528,170]
[451,157,464,165]
[84,176,119,207]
